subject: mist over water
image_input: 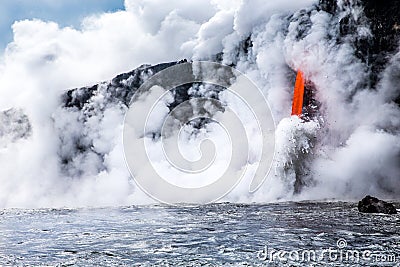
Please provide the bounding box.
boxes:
[0,0,399,207]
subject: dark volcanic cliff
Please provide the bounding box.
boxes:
[319,0,400,90]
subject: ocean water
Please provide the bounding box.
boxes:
[0,201,399,266]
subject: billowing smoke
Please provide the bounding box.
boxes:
[0,0,398,207]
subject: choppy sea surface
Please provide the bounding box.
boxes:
[0,201,399,266]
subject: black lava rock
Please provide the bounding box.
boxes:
[358,195,397,214]
[319,0,400,89]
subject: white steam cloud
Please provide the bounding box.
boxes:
[0,0,399,207]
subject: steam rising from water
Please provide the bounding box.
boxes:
[0,0,399,207]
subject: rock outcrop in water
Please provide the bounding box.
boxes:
[358,195,397,214]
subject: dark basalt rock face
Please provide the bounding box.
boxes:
[358,195,397,214]
[63,61,183,109]
[58,61,178,175]
[58,61,183,176]
[319,0,400,90]
[57,60,224,176]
